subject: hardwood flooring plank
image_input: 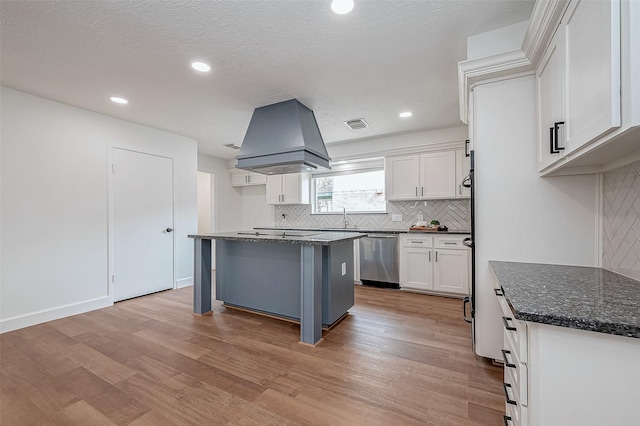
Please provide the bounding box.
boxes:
[58,400,117,426]
[0,285,504,425]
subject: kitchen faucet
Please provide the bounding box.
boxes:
[343,207,349,229]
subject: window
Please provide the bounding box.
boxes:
[312,169,386,213]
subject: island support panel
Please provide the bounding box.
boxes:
[193,238,212,315]
[301,244,323,345]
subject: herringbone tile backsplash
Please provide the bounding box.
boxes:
[274,199,470,231]
[602,160,640,281]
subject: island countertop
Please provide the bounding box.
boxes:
[188,230,368,245]
[254,226,471,235]
[489,260,640,338]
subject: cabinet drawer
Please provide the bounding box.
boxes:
[434,235,467,249]
[401,235,433,248]
[504,399,527,426]
[503,342,528,406]
[495,287,528,363]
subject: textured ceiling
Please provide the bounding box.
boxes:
[0,0,534,159]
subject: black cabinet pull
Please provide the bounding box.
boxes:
[463,296,472,324]
[501,349,516,368]
[503,415,513,426]
[502,316,517,332]
[494,288,504,297]
[465,139,470,157]
[553,121,565,153]
[503,383,517,405]
[550,126,558,154]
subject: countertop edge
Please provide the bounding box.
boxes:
[188,232,368,245]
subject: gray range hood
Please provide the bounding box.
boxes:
[235,99,331,175]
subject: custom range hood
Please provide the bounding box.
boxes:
[236,99,331,175]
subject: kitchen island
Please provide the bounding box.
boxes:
[188,230,367,345]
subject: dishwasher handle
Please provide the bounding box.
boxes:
[366,234,398,238]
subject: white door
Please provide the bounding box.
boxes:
[281,174,300,204]
[113,148,174,302]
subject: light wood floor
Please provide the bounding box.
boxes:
[1,285,504,425]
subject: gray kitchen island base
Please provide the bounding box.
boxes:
[189,231,365,345]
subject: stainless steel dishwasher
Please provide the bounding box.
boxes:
[359,234,399,287]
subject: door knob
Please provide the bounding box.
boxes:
[166,228,174,233]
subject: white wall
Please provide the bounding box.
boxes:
[197,171,212,233]
[198,153,273,231]
[0,87,197,332]
[473,76,599,360]
[326,126,468,161]
[466,21,529,60]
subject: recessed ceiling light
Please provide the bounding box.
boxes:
[110,96,128,104]
[331,0,354,14]
[191,61,211,72]
[399,111,413,118]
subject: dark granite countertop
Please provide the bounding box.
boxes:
[489,261,640,339]
[255,226,470,235]
[188,230,367,246]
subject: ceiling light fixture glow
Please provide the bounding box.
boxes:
[331,0,354,15]
[399,111,413,118]
[191,61,211,72]
[110,96,128,104]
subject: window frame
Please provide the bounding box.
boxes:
[310,158,387,215]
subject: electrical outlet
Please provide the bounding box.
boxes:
[392,214,402,222]
[417,214,424,222]
[341,262,347,276]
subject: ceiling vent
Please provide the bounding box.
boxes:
[344,118,369,130]
[224,143,241,150]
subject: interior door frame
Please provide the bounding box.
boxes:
[107,146,177,303]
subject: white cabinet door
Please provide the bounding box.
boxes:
[231,172,249,186]
[455,149,470,198]
[385,155,420,200]
[563,0,621,154]
[266,175,283,204]
[402,247,433,291]
[230,171,267,186]
[266,173,310,205]
[247,172,267,185]
[433,249,468,295]
[536,28,565,172]
[281,173,301,204]
[420,151,456,199]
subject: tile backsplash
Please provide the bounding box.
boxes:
[602,160,640,281]
[274,199,470,231]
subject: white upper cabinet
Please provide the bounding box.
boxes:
[563,0,621,154]
[385,151,456,201]
[536,27,566,172]
[266,173,310,205]
[536,0,628,174]
[420,151,456,199]
[384,155,421,200]
[229,170,267,187]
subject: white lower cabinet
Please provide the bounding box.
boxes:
[399,234,469,296]
[494,280,640,426]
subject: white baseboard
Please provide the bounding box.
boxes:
[176,276,193,289]
[0,296,112,334]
